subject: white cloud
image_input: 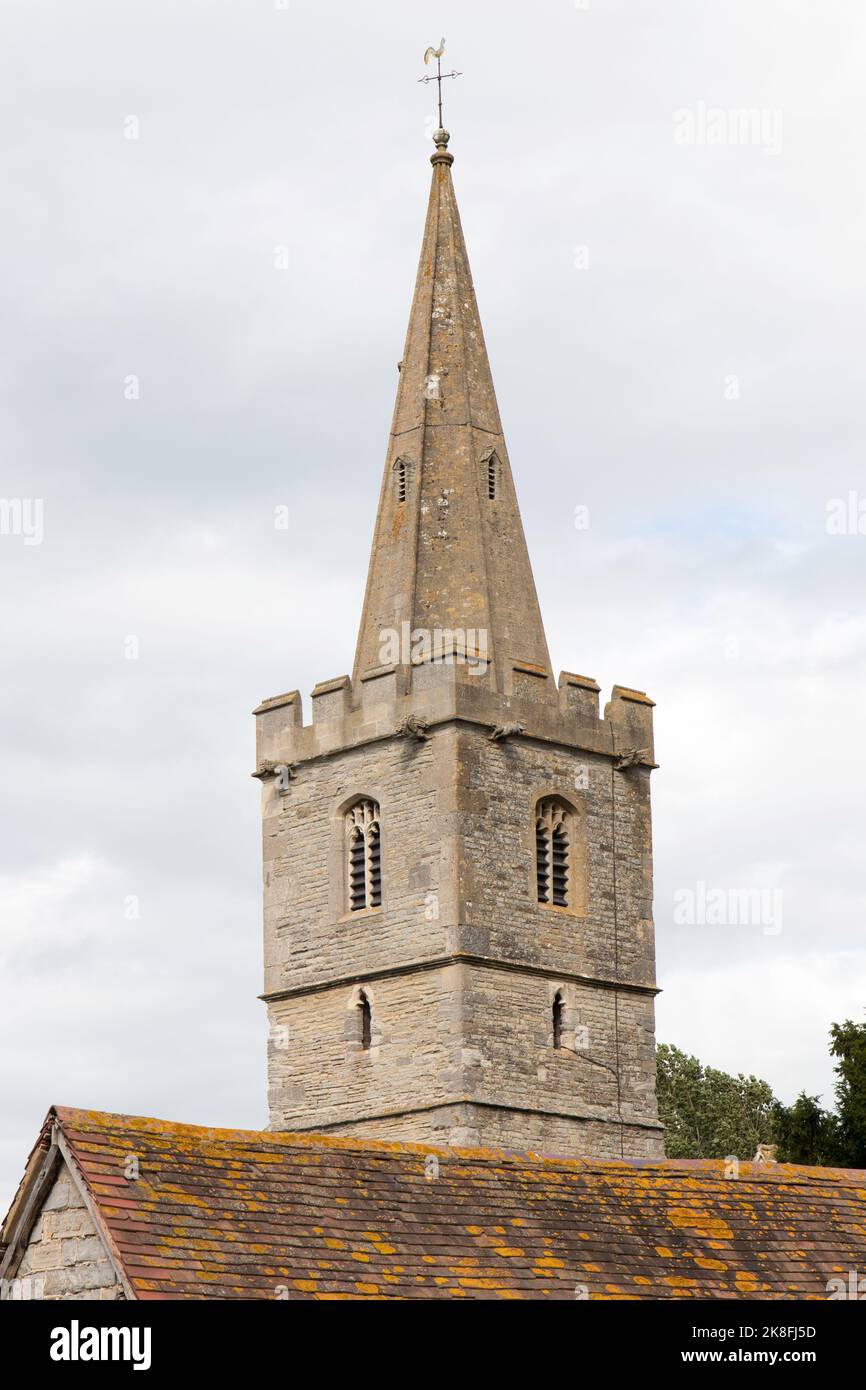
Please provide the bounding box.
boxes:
[1,0,864,1212]
[657,952,866,1106]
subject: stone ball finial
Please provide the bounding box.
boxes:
[431,128,454,167]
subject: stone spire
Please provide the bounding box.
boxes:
[352,130,554,696]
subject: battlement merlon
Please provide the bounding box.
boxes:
[252,668,656,780]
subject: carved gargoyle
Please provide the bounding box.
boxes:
[614,748,649,771]
[252,760,297,786]
[489,722,525,743]
[396,715,430,742]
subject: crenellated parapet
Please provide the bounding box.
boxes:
[253,662,657,785]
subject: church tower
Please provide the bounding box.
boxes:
[254,126,664,1159]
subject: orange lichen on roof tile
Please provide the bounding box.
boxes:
[10,1105,861,1302]
[667,1207,734,1240]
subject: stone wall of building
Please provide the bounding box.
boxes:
[2,1162,121,1301]
[267,958,659,1157]
[267,965,462,1130]
[317,1103,663,1161]
[259,661,663,1160]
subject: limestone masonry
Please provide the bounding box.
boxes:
[254,128,664,1160]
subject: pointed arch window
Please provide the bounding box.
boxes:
[346,799,382,912]
[536,798,573,908]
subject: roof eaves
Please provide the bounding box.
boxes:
[0,1110,61,1282]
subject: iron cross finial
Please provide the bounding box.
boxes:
[418,37,462,132]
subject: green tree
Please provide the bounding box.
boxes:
[771,1092,839,1166]
[830,1017,866,1166]
[656,1044,776,1160]
[659,1019,866,1166]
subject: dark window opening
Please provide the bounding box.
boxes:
[359,992,372,1050]
[553,993,564,1050]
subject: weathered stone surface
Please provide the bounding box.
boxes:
[351,133,552,697]
[4,1162,120,1301]
[257,134,663,1160]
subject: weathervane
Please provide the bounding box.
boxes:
[418,38,462,130]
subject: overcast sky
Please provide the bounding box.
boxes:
[2,0,865,1209]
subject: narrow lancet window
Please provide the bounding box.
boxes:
[553,992,564,1050]
[359,991,372,1050]
[346,799,382,912]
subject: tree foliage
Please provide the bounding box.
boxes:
[658,1016,866,1166]
[771,1092,840,1166]
[830,1018,866,1166]
[656,1043,775,1159]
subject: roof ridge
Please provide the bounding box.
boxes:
[50,1108,866,1183]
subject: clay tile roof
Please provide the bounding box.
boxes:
[35,1107,866,1300]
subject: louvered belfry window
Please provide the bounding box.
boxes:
[486,452,498,500]
[394,458,408,503]
[536,799,571,908]
[347,800,382,912]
